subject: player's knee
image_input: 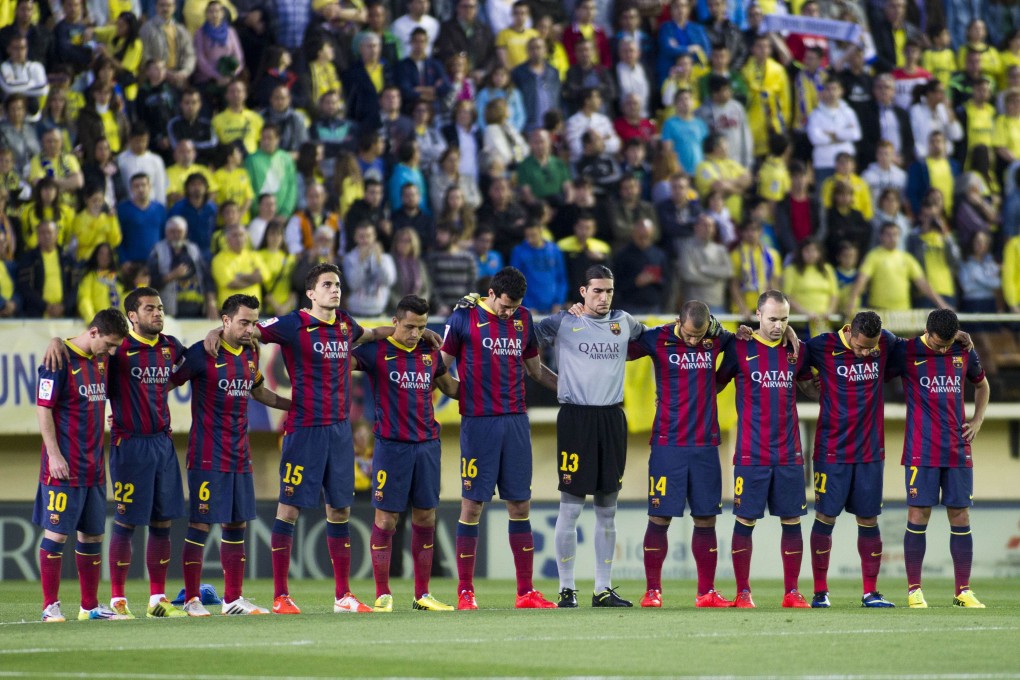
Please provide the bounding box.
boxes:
[149,519,172,529]
[375,511,399,531]
[276,503,300,522]
[410,508,436,527]
[947,507,970,525]
[506,500,530,519]
[43,530,67,543]
[326,505,350,522]
[189,522,211,532]
[459,499,483,523]
[222,521,246,531]
[855,516,877,526]
[907,506,931,524]
[691,516,714,528]
[114,520,136,530]
[78,532,103,543]
[815,512,838,524]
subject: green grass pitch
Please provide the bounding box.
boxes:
[1,578,1018,679]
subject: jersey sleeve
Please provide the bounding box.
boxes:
[346,312,365,343]
[804,335,823,370]
[441,309,465,357]
[434,353,448,379]
[795,350,813,381]
[886,338,907,379]
[523,309,540,359]
[36,365,66,409]
[966,348,986,384]
[715,335,738,389]
[350,343,372,371]
[170,342,205,386]
[627,327,657,360]
[533,312,564,348]
[256,312,292,345]
[624,312,645,340]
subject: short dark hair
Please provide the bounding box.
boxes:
[410,26,428,38]
[124,286,161,314]
[679,300,710,328]
[396,294,430,317]
[130,172,149,184]
[583,264,614,286]
[707,74,731,94]
[489,266,527,302]
[221,294,260,318]
[850,311,882,339]
[926,308,960,341]
[129,122,150,138]
[397,140,416,163]
[703,132,724,155]
[756,289,789,311]
[768,133,790,157]
[185,172,209,189]
[90,308,129,337]
[305,262,341,293]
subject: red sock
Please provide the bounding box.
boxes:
[691,526,717,595]
[220,529,246,603]
[108,525,133,600]
[780,522,803,593]
[271,518,295,598]
[370,524,395,598]
[182,528,208,600]
[508,519,534,596]
[75,542,102,611]
[411,524,435,599]
[39,539,64,608]
[643,521,669,591]
[456,522,479,594]
[146,527,171,597]
[326,521,351,599]
[731,523,754,592]
[857,524,882,594]
[810,519,834,593]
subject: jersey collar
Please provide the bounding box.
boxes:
[303,308,337,325]
[66,340,93,359]
[129,329,158,347]
[838,325,852,350]
[221,340,244,356]
[478,300,497,316]
[752,331,783,348]
[386,336,418,353]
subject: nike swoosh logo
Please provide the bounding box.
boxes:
[371,545,388,551]
[745,355,758,361]
[871,552,883,557]
[344,543,350,548]
[603,559,612,564]
[732,548,748,554]
[831,350,846,357]
[127,350,142,356]
[271,547,287,552]
[476,322,491,328]
[571,327,585,332]
[384,355,398,361]
[522,547,534,552]
[801,504,807,509]
[914,360,927,365]
[643,547,660,552]
[815,549,830,555]
[71,367,83,375]
[784,551,802,556]
[459,553,475,559]
[422,544,433,550]
[240,557,246,562]
[664,341,679,346]
[184,561,201,566]
[92,560,101,565]
[215,362,229,368]
[709,548,718,553]
[47,554,62,559]
[116,561,130,567]
[306,326,319,333]
[160,559,170,565]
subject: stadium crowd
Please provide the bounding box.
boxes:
[1,0,1020,326]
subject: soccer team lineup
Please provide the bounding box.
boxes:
[30,262,989,621]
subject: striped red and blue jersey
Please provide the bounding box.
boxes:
[258,309,364,433]
[108,331,186,439]
[891,336,985,468]
[352,338,447,442]
[36,342,109,487]
[717,334,812,466]
[629,325,730,447]
[441,302,539,417]
[171,340,263,473]
[806,328,899,465]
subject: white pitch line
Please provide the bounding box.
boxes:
[0,674,1019,680]
[0,640,314,656]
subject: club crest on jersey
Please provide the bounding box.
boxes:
[462,479,472,491]
[702,338,714,349]
[609,322,621,335]
[49,513,59,525]
[374,490,383,502]
[339,322,349,336]
[162,347,172,360]
[953,356,964,369]
[562,473,572,485]
[117,503,126,515]
[97,361,105,374]
[198,503,209,514]
[248,360,256,375]
[787,353,797,364]
[651,497,660,508]
[284,485,294,497]
[422,354,433,366]
[513,319,523,332]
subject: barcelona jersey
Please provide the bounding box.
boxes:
[108,330,186,439]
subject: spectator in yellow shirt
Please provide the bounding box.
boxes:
[211,79,263,154]
[71,185,122,262]
[76,242,125,321]
[212,142,254,222]
[741,33,791,158]
[757,134,791,203]
[694,133,752,222]
[784,238,838,337]
[255,218,296,317]
[210,222,268,307]
[21,176,75,249]
[820,152,874,221]
[496,1,538,71]
[955,19,1002,83]
[1003,234,1020,312]
[729,219,781,317]
[994,89,1020,165]
[846,221,950,316]
[166,139,217,206]
[922,26,956,88]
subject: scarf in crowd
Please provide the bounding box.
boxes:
[201,20,229,46]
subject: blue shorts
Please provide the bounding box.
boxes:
[109,434,185,526]
[371,437,441,512]
[279,422,355,510]
[460,414,532,502]
[647,445,722,517]
[187,469,256,524]
[33,484,106,536]
[813,460,884,518]
[732,465,807,520]
[905,465,973,508]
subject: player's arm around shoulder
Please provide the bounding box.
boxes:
[534,310,568,347]
[435,371,460,399]
[252,383,292,411]
[170,342,205,386]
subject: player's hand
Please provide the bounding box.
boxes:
[43,337,69,371]
[422,328,442,349]
[735,325,753,341]
[955,330,974,351]
[203,328,223,357]
[453,292,481,310]
[781,326,801,359]
[962,418,983,442]
[707,315,722,337]
[568,302,584,317]
[47,452,69,480]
